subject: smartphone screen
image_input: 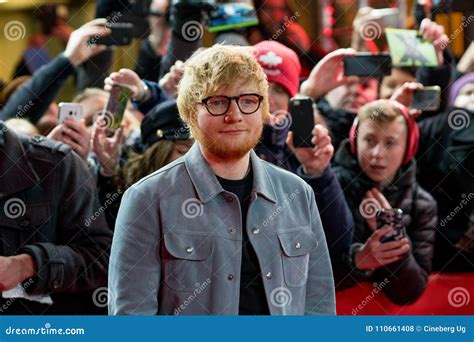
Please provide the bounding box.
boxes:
[344,53,392,77]
[289,96,315,148]
[412,86,441,111]
[103,85,131,129]
[376,208,405,243]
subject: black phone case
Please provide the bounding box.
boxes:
[289,97,314,148]
[344,54,392,77]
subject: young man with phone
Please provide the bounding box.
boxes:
[333,99,437,304]
[109,45,336,315]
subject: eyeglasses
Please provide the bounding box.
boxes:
[201,93,264,116]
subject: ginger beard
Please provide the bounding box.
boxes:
[191,119,264,161]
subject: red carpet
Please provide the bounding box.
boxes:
[336,273,474,315]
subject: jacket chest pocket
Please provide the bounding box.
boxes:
[278,229,318,288]
[0,201,51,255]
[162,232,214,292]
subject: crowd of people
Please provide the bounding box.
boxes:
[0,0,472,315]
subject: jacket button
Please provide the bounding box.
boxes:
[229,228,236,234]
[19,218,30,227]
[265,272,272,279]
[226,196,234,202]
[52,280,60,289]
[186,246,194,254]
[295,242,301,249]
[227,274,234,280]
[251,227,260,235]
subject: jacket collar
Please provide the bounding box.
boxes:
[184,143,277,204]
[0,122,40,196]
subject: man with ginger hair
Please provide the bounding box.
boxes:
[109,45,335,315]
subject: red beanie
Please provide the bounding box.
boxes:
[349,100,419,166]
[252,40,301,97]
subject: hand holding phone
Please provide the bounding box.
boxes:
[411,86,441,111]
[58,102,83,124]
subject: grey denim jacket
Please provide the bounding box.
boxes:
[109,143,335,315]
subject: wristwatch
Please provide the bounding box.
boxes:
[136,81,149,102]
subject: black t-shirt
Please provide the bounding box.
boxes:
[216,167,270,315]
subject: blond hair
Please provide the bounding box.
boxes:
[358,100,404,124]
[177,45,269,136]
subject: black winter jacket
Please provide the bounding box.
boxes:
[333,140,437,304]
[0,121,112,314]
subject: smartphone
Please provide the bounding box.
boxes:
[412,86,441,111]
[289,96,315,148]
[89,22,134,46]
[58,103,83,124]
[344,53,392,77]
[102,85,131,130]
[376,208,405,243]
[209,3,259,32]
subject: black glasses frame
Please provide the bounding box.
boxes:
[201,93,264,116]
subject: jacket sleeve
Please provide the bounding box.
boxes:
[0,54,75,123]
[304,185,336,315]
[133,80,171,115]
[375,188,437,305]
[108,182,161,315]
[21,149,112,295]
[297,166,354,258]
